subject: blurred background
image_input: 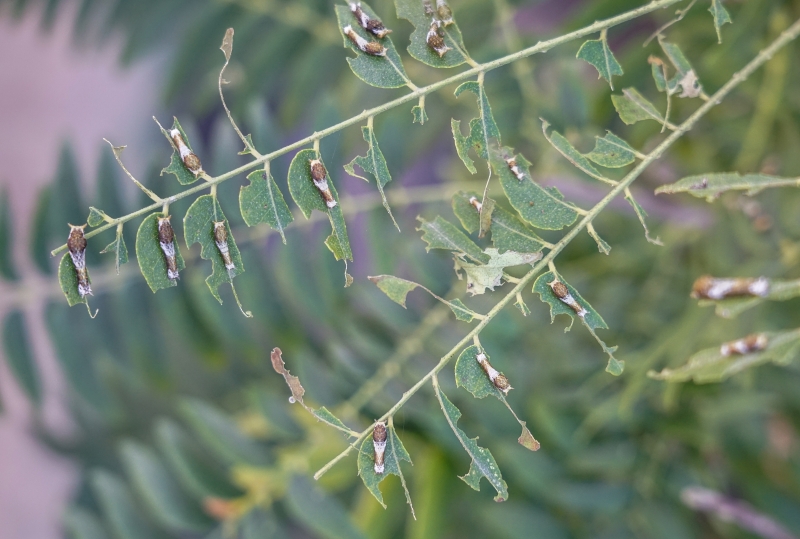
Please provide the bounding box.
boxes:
[2,0,800,538]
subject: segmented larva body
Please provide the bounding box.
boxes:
[372,422,387,474]
[170,129,203,177]
[505,155,525,181]
[349,2,391,38]
[549,279,587,317]
[468,196,482,213]
[690,275,770,300]
[476,352,512,395]
[342,25,387,56]
[213,221,235,272]
[426,20,450,57]
[436,0,453,25]
[720,333,768,357]
[157,216,180,281]
[309,159,338,209]
[67,224,92,297]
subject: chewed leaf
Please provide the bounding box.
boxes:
[625,189,662,246]
[659,40,702,98]
[271,347,305,404]
[648,329,800,383]
[455,345,503,400]
[709,0,732,44]
[58,254,88,307]
[313,407,349,432]
[433,383,508,502]
[357,424,415,518]
[455,249,541,296]
[135,213,186,293]
[417,216,490,264]
[239,168,294,244]
[335,3,410,89]
[541,120,610,184]
[452,191,481,233]
[611,88,666,125]
[100,227,129,274]
[655,172,800,200]
[344,125,399,230]
[411,103,428,124]
[576,38,623,89]
[451,81,501,174]
[585,132,637,168]
[698,278,800,318]
[448,299,476,322]
[394,0,468,68]
[87,207,110,227]
[183,195,244,304]
[368,275,419,307]
[587,224,611,255]
[158,117,201,186]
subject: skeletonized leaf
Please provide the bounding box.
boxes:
[455,345,504,400]
[655,172,800,199]
[357,424,415,518]
[611,88,666,125]
[697,278,800,318]
[3,310,42,406]
[135,213,185,293]
[368,275,418,307]
[541,120,609,183]
[576,38,623,89]
[451,81,501,174]
[158,117,201,185]
[533,271,623,375]
[417,216,490,264]
[452,191,546,253]
[455,249,541,296]
[344,125,399,230]
[100,227,128,274]
[584,132,637,168]
[492,149,579,231]
[649,330,800,383]
[58,253,89,307]
[394,0,468,68]
[239,168,294,244]
[0,189,18,280]
[709,0,732,44]
[433,383,509,502]
[335,3,410,89]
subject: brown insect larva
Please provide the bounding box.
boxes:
[343,25,387,56]
[550,279,587,317]
[505,155,525,181]
[426,20,450,57]
[170,129,203,177]
[158,216,180,281]
[67,224,92,297]
[476,352,512,395]
[720,333,767,356]
[213,221,235,272]
[436,0,453,25]
[690,275,769,300]
[309,159,338,209]
[349,2,391,39]
[372,422,387,474]
[468,196,482,213]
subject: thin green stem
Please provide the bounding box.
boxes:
[51,0,681,257]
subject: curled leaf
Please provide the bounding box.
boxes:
[270,347,305,404]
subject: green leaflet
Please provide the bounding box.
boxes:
[418,216,490,263]
[576,38,623,89]
[394,0,469,68]
[455,248,541,296]
[158,117,201,186]
[659,40,702,98]
[433,383,509,502]
[369,275,418,307]
[3,310,42,406]
[709,0,732,43]
[90,470,160,539]
[135,213,186,293]
[533,271,623,375]
[335,3,410,89]
[344,125,399,230]
[541,120,608,183]
[584,132,637,168]
[313,407,350,432]
[239,168,294,244]
[452,191,480,233]
[587,224,611,255]
[451,81,501,174]
[357,424,415,517]
[696,278,800,319]
[649,329,800,383]
[58,253,88,307]
[455,345,504,400]
[0,189,17,280]
[63,507,109,539]
[655,172,800,200]
[625,189,662,245]
[287,149,352,262]
[492,149,579,231]
[453,191,543,252]
[100,227,129,275]
[411,103,428,124]
[87,207,110,227]
[611,88,666,125]
[448,298,476,322]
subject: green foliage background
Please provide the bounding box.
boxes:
[5,0,800,538]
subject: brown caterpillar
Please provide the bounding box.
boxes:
[67,224,92,297]
[372,422,387,474]
[213,221,235,273]
[309,159,338,209]
[426,20,450,57]
[349,2,391,39]
[549,279,587,317]
[476,352,512,395]
[691,275,769,300]
[170,129,203,177]
[343,25,387,56]
[720,333,768,356]
[468,196,482,213]
[505,155,525,181]
[158,216,180,281]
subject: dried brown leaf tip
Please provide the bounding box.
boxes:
[349,2,391,39]
[691,275,769,300]
[157,216,180,281]
[309,158,338,209]
[436,0,453,25]
[720,333,768,357]
[505,155,525,181]
[213,221,235,272]
[426,20,450,58]
[343,25,387,56]
[372,421,387,474]
[476,352,512,395]
[549,279,587,318]
[170,129,203,177]
[469,196,483,213]
[270,347,305,404]
[67,224,92,297]
[518,424,540,451]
